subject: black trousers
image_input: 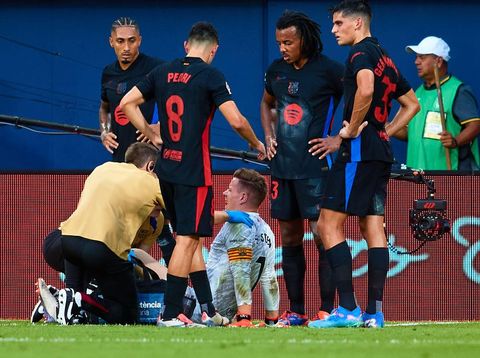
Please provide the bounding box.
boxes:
[61,235,138,324]
[43,229,90,292]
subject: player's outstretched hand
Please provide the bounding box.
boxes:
[225,210,254,228]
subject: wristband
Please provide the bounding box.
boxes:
[452,137,458,148]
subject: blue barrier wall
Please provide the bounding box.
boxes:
[1,0,479,170]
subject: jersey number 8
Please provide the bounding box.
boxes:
[166,95,184,142]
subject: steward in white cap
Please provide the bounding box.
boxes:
[394,36,480,170]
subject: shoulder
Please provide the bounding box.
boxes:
[206,63,224,76]
[136,53,164,72]
[101,61,118,76]
[141,53,164,64]
[315,54,344,73]
[266,58,286,73]
[204,65,227,83]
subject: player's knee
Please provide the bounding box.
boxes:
[279,220,304,246]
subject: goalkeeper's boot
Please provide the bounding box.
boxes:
[362,311,385,328]
[276,310,308,327]
[308,306,362,328]
[201,311,229,327]
[229,319,255,328]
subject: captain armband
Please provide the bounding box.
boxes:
[227,247,253,262]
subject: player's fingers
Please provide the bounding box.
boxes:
[308,138,322,145]
[319,150,330,160]
[358,121,368,131]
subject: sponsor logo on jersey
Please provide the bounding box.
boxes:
[114,105,129,126]
[287,81,299,95]
[163,148,183,162]
[283,103,303,125]
[116,81,128,95]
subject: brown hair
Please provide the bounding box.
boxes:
[233,168,267,207]
[124,142,158,168]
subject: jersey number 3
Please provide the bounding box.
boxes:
[166,95,184,142]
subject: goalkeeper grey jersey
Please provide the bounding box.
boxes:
[206,213,279,320]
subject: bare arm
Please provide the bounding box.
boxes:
[99,99,110,132]
[260,90,277,160]
[440,119,480,148]
[213,210,229,225]
[119,87,162,148]
[98,100,119,153]
[339,69,373,139]
[218,100,266,159]
[386,89,420,139]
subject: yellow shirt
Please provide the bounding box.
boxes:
[61,162,164,259]
[132,211,164,250]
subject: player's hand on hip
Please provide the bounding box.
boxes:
[100,131,119,154]
[265,136,277,160]
[136,123,160,142]
[225,210,254,228]
[151,134,163,149]
[339,120,368,139]
[308,135,342,160]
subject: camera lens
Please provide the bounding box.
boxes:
[418,217,434,230]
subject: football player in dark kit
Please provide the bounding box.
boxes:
[99,17,163,162]
[310,0,419,329]
[260,10,344,326]
[120,22,266,327]
[99,17,176,266]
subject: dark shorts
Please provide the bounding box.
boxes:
[160,181,213,237]
[321,161,391,217]
[270,176,326,220]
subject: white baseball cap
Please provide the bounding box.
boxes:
[405,36,451,62]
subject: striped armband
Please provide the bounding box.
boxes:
[227,247,253,262]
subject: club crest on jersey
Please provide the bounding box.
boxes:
[116,82,128,95]
[288,81,299,95]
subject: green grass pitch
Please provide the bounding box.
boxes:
[1,320,480,357]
